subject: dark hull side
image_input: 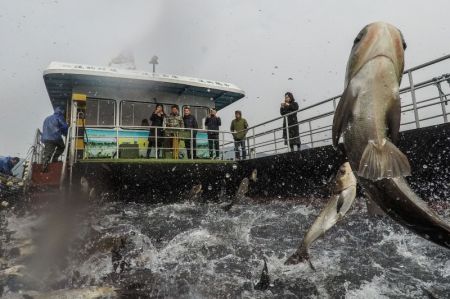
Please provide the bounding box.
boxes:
[241,123,450,200]
[66,123,449,202]
[70,160,244,202]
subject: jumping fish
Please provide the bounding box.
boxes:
[285,162,356,266]
[222,177,250,211]
[332,22,450,248]
[187,183,203,202]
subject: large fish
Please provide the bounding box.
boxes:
[285,162,357,266]
[332,22,450,248]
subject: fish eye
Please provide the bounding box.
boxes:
[353,26,367,45]
[399,30,407,50]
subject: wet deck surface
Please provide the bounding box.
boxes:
[1,197,449,298]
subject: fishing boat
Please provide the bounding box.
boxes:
[28,62,246,200]
[23,55,450,202]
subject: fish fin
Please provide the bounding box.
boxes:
[358,139,411,179]
[387,95,401,145]
[284,247,309,265]
[332,86,357,147]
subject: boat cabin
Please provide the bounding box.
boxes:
[43,62,245,161]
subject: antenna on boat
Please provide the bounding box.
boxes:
[149,55,159,73]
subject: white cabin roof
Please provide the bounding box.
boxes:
[43,61,245,110]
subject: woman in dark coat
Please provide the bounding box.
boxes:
[280,92,301,151]
[147,104,165,158]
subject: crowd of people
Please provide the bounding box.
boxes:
[28,91,302,173]
[143,91,301,160]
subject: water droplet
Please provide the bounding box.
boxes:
[232,164,238,170]
[208,185,212,191]
[422,164,428,169]
[225,173,231,178]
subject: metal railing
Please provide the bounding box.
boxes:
[33,55,450,166]
[239,54,450,158]
[70,125,240,162]
[32,128,45,164]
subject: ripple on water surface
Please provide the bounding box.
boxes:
[1,199,449,298]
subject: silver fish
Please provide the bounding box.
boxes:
[332,22,450,249]
[285,162,356,266]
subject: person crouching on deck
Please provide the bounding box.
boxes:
[165,105,184,159]
[41,106,69,172]
[0,156,19,177]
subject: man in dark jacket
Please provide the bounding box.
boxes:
[41,106,69,171]
[230,110,249,160]
[183,106,198,159]
[0,156,19,177]
[205,108,221,159]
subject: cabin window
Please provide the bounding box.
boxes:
[121,101,155,126]
[85,98,116,126]
[184,105,209,128]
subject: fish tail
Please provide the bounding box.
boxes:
[358,139,411,180]
[285,247,310,265]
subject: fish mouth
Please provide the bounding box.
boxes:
[351,53,399,82]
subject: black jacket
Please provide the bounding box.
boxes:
[280,101,301,145]
[183,114,198,136]
[205,115,221,135]
[150,112,165,137]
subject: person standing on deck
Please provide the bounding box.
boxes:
[205,108,221,159]
[147,104,165,158]
[41,106,69,172]
[0,156,19,177]
[183,106,198,159]
[280,92,301,152]
[230,110,248,160]
[165,105,184,159]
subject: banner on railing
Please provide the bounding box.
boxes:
[83,128,210,159]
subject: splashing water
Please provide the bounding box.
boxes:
[1,198,449,298]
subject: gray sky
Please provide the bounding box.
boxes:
[1,0,449,156]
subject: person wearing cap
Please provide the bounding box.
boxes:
[183,106,198,159]
[0,156,19,177]
[230,110,249,160]
[205,108,221,159]
[41,106,69,171]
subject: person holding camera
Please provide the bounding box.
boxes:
[205,108,221,159]
[147,103,165,158]
[280,92,301,151]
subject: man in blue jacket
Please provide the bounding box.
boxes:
[41,106,69,171]
[0,156,20,177]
